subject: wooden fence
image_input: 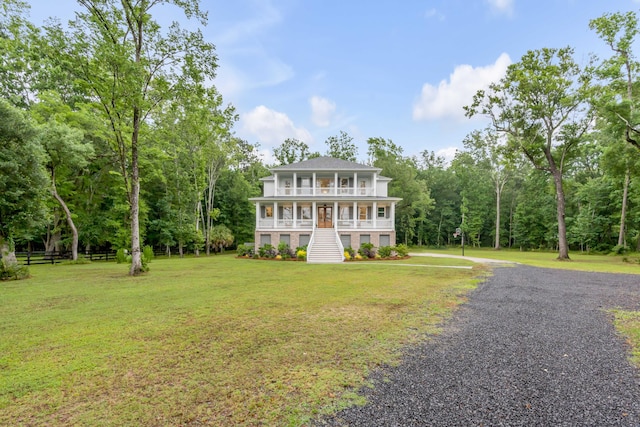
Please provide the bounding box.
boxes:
[14,250,117,265]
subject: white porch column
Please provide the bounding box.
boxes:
[274,172,278,196]
[312,172,316,196]
[293,201,297,229]
[353,201,357,229]
[293,172,297,196]
[373,201,377,229]
[334,201,338,229]
[312,201,317,230]
[354,172,357,196]
[334,172,338,195]
[273,202,278,228]
[373,172,377,196]
[255,202,260,229]
[391,203,396,229]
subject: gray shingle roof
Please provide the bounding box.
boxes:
[272,156,381,172]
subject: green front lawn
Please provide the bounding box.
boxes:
[0,255,480,426]
[410,246,640,274]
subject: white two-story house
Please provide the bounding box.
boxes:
[249,156,401,263]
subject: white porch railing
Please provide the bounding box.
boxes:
[275,187,375,197]
[258,218,393,230]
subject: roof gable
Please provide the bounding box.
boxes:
[271,156,381,172]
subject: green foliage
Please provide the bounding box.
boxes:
[377,246,393,258]
[143,245,154,262]
[277,241,295,259]
[273,138,310,165]
[394,244,409,257]
[612,245,629,255]
[344,246,355,258]
[358,242,376,259]
[258,244,276,258]
[236,244,254,257]
[115,248,127,264]
[0,100,49,241]
[210,225,234,253]
[296,249,306,261]
[324,131,357,161]
[0,258,29,280]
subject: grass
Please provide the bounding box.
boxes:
[410,246,640,274]
[611,310,640,368]
[0,254,482,426]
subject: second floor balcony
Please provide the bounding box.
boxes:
[276,186,375,197]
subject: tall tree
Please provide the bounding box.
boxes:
[466,47,594,259]
[463,129,511,249]
[325,130,358,161]
[61,0,216,274]
[368,138,432,245]
[590,11,640,151]
[0,99,49,267]
[31,92,95,261]
[273,138,310,165]
[416,151,460,246]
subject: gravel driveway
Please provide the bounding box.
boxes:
[316,265,640,426]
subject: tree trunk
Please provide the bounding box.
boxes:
[618,169,630,247]
[436,211,443,246]
[551,169,570,260]
[129,125,143,275]
[494,180,502,250]
[0,236,18,266]
[51,180,79,261]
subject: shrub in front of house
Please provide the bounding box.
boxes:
[344,246,355,259]
[296,249,306,261]
[377,245,392,258]
[358,242,376,259]
[259,244,277,258]
[277,242,296,259]
[343,251,351,260]
[236,244,254,257]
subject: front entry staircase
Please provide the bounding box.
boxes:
[307,228,344,263]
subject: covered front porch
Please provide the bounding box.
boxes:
[255,201,396,230]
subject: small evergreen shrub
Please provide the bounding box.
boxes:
[0,259,29,280]
[611,245,628,255]
[259,244,277,258]
[143,245,154,262]
[358,242,376,258]
[116,248,127,264]
[377,245,392,258]
[394,243,409,257]
[277,242,295,259]
[296,249,307,261]
[344,246,355,259]
[237,244,254,257]
[343,251,351,260]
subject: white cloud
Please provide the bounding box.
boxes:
[412,52,511,121]
[310,96,336,127]
[486,0,514,16]
[436,147,459,165]
[425,8,445,21]
[242,106,313,147]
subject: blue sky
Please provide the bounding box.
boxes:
[27,0,640,163]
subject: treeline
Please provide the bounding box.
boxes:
[1,2,640,277]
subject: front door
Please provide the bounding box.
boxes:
[317,206,333,228]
